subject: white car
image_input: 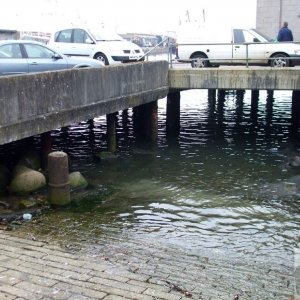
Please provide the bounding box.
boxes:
[177,28,300,68]
[48,27,145,65]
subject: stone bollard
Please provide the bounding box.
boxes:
[48,151,70,206]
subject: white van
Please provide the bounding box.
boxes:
[48,27,144,65]
[177,27,300,68]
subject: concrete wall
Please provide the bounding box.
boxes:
[168,67,300,91]
[256,0,300,41]
[1,60,300,146]
[0,61,169,145]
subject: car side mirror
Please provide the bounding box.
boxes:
[85,38,94,44]
[53,53,62,60]
[253,38,260,42]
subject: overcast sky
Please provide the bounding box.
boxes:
[1,0,257,35]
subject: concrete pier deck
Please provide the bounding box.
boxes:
[0,229,295,299]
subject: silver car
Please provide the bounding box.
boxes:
[0,40,104,76]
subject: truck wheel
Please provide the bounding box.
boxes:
[271,54,289,67]
[94,53,109,65]
[191,54,208,68]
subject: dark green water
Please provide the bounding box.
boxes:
[22,89,300,268]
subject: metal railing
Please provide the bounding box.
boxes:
[139,37,171,61]
[138,37,180,68]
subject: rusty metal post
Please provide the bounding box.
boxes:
[48,151,70,206]
[106,113,117,153]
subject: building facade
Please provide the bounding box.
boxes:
[0,29,19,40]
[256,0,300,41]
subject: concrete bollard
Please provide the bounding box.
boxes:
[48,151,70,206]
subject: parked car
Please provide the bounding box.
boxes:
[0,40,104,76]
[48,27,145,65]
[177,28,300,68]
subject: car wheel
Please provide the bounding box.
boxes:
[191,54,209,68]
[94,52,109,65]
[271,54,289,67]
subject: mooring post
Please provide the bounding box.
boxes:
[48,151,70,206]
[107,113,117,153]
[166,91,180,136]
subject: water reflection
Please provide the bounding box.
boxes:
[21,89,300,266]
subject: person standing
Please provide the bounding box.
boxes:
[277,21,294,42]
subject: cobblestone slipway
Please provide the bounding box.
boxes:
[0,229,296,300]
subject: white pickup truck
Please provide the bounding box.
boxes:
[177,28,300,68]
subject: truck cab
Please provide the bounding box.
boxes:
[177,27,300,67]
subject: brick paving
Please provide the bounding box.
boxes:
[0,229,296,300]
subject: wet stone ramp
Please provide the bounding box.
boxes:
[0,229,294,299]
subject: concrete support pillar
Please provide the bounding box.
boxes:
[217,90,226,123]
[106,113,117,153]
[132,106,141,137]
[267,90,274,98]
[166,91,180,136]
[218,89,226,101]
[48,151,70,206]
[236,90,245,101]
[41,131,52,169]
[251,90,259,101]
[133,102,158,142]
[266,90,274,125]
[87,118,94,129]
[251,94,258,124]
[143,101,158,142]
[291,90,300,130]
[208,89,216,102]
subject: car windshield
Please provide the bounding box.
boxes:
[88,28,123,42]
[251,29,272,42]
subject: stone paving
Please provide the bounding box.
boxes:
[0,229,296,300]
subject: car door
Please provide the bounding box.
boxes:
[23,43,69,73]
[51,29,74,55]
[68,28,95,57]
[232,29,266,64]
[0,43,29,75]
[199,29,233,65]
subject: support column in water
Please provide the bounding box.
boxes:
[208,89,216,102]
[251,89,259,102]
[145,101,158,142]
[41,131,52,169]
[166,91,180,136]
[292,90,300,130]
[48,151,70,206]
[107,113,117,153]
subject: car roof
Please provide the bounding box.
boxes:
[0,39,48,47]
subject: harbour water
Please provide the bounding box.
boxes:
[13,88,299,296]
[18,89,298,256]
